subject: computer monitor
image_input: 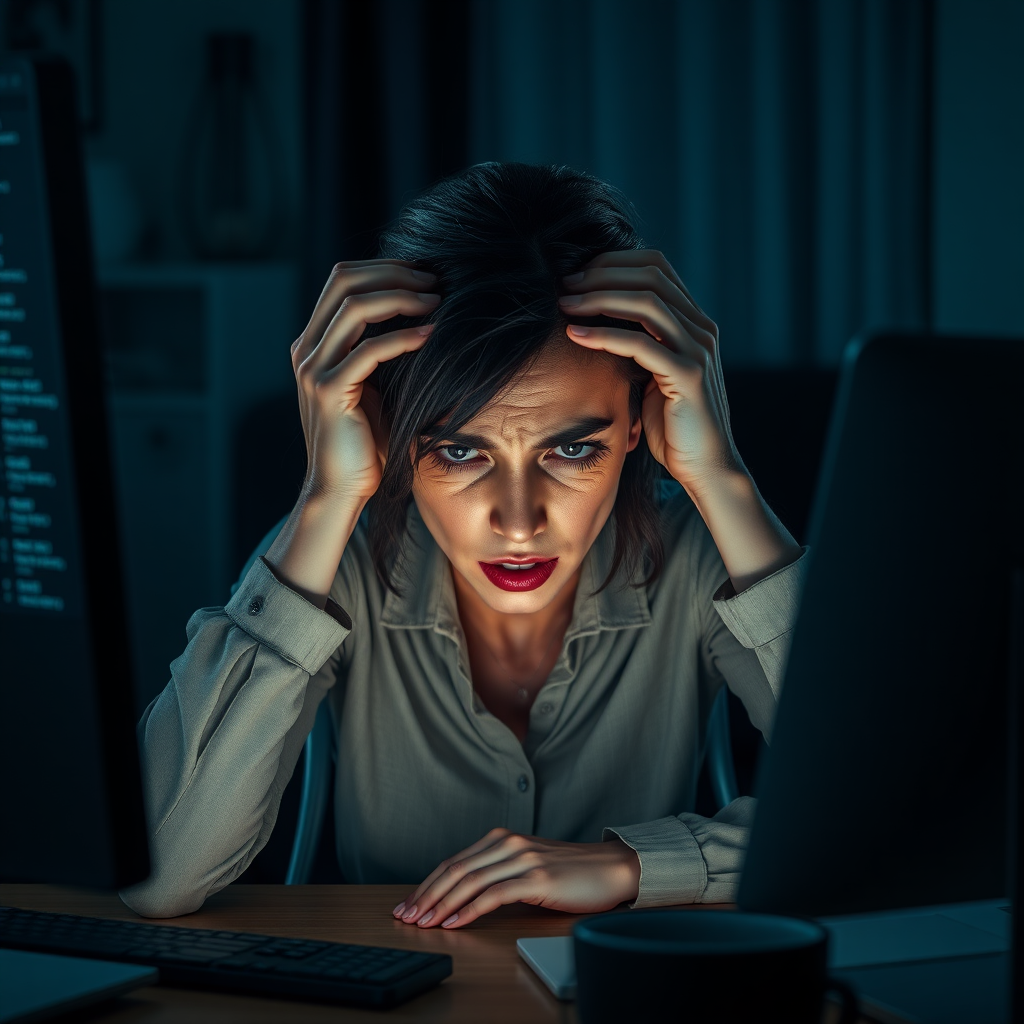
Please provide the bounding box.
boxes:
[737,331,1023,920]
[0,55,150,890]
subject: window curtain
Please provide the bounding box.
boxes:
[304,0,932,366]
[302,0,470,311]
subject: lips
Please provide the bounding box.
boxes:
[479,558,558,592]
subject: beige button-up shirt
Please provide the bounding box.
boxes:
[121,478,807,919]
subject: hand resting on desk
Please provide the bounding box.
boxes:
[391,828,642,929]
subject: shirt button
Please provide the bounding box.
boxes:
[538,702,554,715]
[248,597,264,615]
[517,775,529,793]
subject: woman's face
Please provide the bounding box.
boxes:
[411,341,642,618]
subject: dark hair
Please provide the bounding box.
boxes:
[360,161,666,599]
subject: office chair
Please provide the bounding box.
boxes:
[286,699,336,885]
[285,689,740,884]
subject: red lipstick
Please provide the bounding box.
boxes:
[479,558,558,592]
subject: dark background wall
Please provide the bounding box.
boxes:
[4,0,1020,344]
[3,0,1021,881]
[5,1,1019,353]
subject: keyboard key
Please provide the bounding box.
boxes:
[326,966,369,980]
[214,956,257,970]
[157,948,224,963]
[365,953,434,984]
[278,962,329,977]
[123,947,161,958]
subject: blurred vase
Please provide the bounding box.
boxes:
[178,32,285,259]
[86,157,143,265]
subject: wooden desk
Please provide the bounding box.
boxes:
[1,883,582,1022]
[0,884,873,1023]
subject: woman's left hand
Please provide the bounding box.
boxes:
[392,828,641,929]
[558,249,742,497]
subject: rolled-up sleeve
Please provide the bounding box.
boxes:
[119,553,351,919]
[603,796,756,907]
[711,548,809,700]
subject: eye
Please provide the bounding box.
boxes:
[437,445,480,465]
[555,442,595,460]
[551,438,611,470]
[428,438,610,475]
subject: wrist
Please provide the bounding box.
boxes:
[680,465,754,511]
[680,468,802,594]
[611,838,641,902]
[264,492,364,609]
[299,481,368,523]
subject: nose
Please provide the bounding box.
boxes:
[488,468,547,543]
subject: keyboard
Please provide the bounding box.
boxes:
[0,905,452,1009]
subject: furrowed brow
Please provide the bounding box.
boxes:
[439,415,616,451]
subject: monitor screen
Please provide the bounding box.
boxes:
[0,55,149,888]
[738,331,1024,918]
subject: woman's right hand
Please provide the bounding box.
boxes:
[290,260,440,508]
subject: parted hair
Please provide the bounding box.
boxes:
[359,161,667,599]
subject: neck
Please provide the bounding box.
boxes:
[451,561,579,664]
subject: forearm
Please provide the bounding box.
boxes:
[124,631,313,916]
[685,469,803,594]
[121,561,349,917]
[264,489,366,609]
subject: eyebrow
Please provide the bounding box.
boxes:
[436,415,617,451]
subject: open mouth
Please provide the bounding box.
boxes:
[479,558,558,592]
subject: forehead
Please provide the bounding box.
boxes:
[465,344,627,436]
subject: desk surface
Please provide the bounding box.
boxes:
[0,883,586,1022]
[1,884,871,1023]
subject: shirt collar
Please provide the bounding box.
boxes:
[379,498,651,642]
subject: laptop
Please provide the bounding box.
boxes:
[519,333,1023,1023]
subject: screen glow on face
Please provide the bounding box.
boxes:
[410,345,640,617]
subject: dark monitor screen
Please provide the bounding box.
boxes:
[0,55,149,889]
[738,332,1024,919]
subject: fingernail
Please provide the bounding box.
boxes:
[568,325,591,335]
[416,325,433,335]
[418,909,435,926]
[411,269,436,281]
[418,292,441,302]
[563,272,584,284]
[558,293,582,305]
[392,902,406,917]
[402,904,418,921]
[441,913,459,927]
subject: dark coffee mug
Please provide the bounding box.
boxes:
[574,909,859,1024]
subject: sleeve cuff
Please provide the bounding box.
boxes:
[224,555,351,675]
[712,546,810,649]
[602,816,707,908]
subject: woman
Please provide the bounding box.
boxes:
[121,162,806,925]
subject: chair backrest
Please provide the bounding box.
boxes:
[285,700,335,885]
